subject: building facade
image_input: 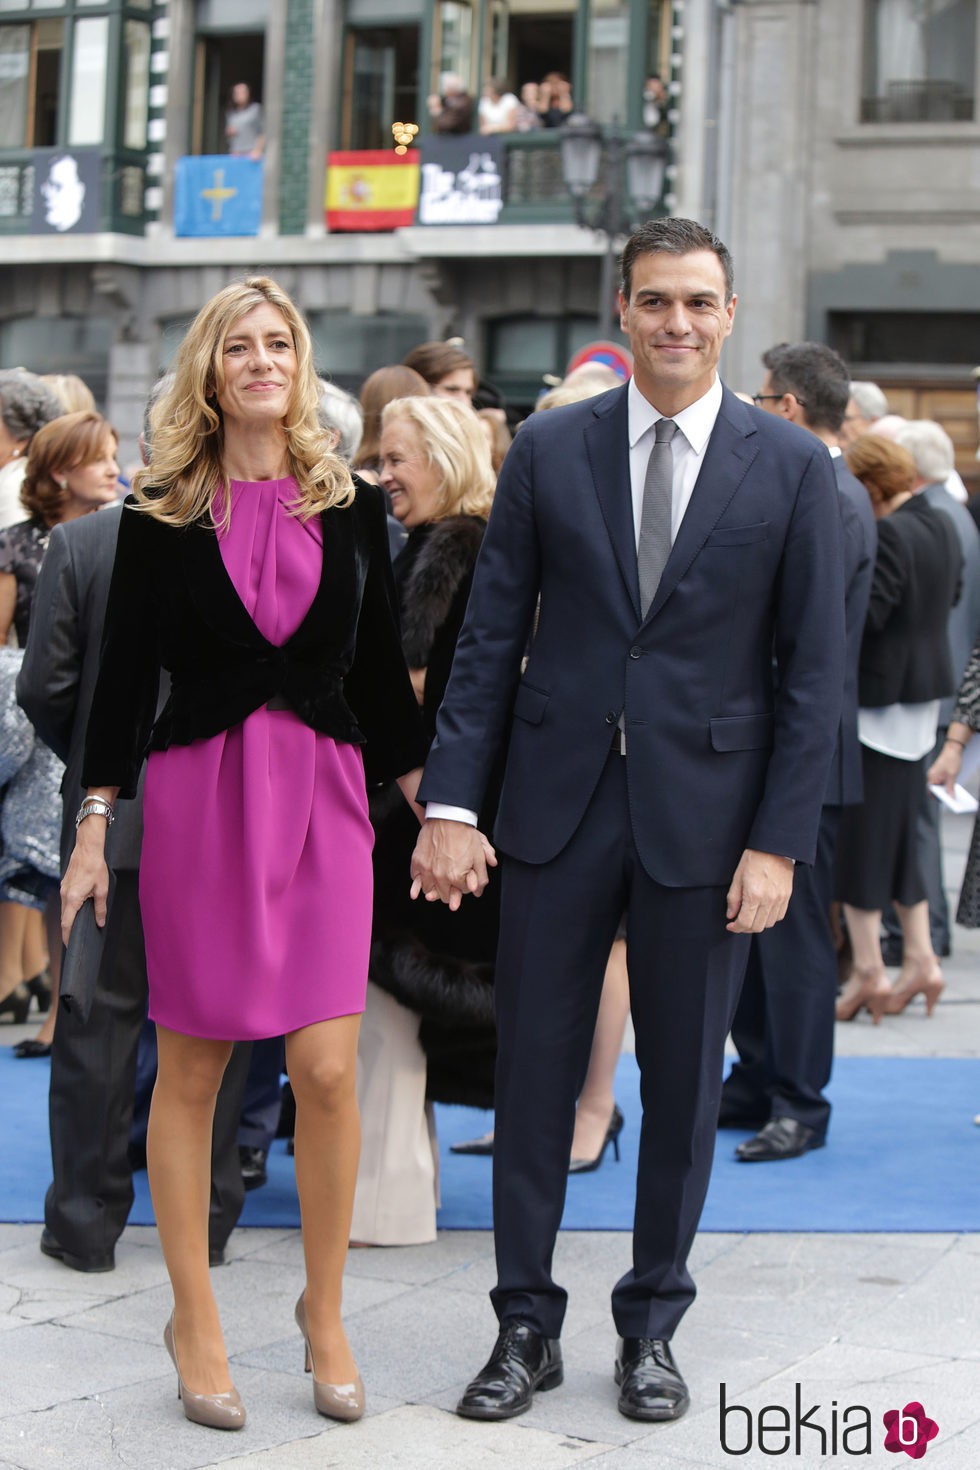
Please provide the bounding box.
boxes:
[1,0,977,482]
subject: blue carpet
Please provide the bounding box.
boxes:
[3,1050,978,1232]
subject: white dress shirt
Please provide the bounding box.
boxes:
[427,375,725,826]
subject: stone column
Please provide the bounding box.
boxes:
[722,0,819,390]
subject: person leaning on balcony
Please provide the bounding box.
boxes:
[515,82,542,132]
[478,78,519,134]
[537,71,574,127]
[426,73,475,134]
[225,82,265,160]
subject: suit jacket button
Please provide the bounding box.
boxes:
[605,711,616,724]
[629,646,642,659]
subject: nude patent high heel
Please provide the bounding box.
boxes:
[163,1313,246,1430]
[295,1293,365,1422]
[883,963,945,1017]
[835,968,891,1025]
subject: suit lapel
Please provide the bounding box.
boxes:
[645,389,759,623]
[583,387,641,619]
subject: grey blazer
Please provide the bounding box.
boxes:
[16,503,152,872]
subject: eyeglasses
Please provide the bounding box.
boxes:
[751,392,806,408]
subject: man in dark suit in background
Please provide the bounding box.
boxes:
[411,219,846,1423]
[17,395,250,1273]
[720,342,877,1161]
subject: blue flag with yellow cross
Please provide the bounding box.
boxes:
[174,156,263,237]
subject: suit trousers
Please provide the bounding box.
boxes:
[45,871,252,1260]
[724,806,841,1139]
[489,752,749,1341]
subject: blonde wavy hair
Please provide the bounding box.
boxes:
[134,277,353,527]
[381,396,495,520]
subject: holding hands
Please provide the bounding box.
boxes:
[411,818,497,910]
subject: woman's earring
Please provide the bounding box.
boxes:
[56,477,68,491]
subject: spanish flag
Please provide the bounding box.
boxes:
[325,151,420,232]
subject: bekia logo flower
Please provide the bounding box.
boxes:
[883,1402,939,1459]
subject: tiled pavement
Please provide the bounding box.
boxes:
[1,810,977,1469]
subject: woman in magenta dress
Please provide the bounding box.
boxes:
[61,278,425,1431]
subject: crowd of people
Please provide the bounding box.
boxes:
[1,218,978,1434]
[426,71,576,135]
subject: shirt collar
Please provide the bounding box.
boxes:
[628,375,723,455]
[828,444,842,458]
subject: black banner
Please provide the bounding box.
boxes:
[417,135,504,226]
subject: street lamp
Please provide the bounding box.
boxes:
[560,114,669,338]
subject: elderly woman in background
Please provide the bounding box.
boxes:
[0,370,62,531]
[317,380,363,464]
[0,412,120,1047]
[351,394,497,1245]
[41,374,97,416]
[835,435,962,1021]
[60,277,424,1428]
[402,341,477,403]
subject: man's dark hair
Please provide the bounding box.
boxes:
[761,341,850,434]
[620,218,735,303]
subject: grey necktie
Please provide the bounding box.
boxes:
[637,417,678,616]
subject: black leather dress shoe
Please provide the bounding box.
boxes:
[238,1145,268,1191]
[615,1337,689,1421]
[456,1322,563,1420]
[40,1227,115,1274]
[735,1116,824,1162]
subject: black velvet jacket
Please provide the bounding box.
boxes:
[82,477,426,798]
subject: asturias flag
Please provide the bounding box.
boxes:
[326,151,420,232]
[174,156,263,237]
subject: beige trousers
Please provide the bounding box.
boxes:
[350,982,439,1246]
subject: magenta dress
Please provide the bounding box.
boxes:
[138,479,375,1040]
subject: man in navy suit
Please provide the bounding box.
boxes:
[720,341,876,1160]
[411,219,846,1423]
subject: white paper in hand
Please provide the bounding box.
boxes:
[929,783,979,815]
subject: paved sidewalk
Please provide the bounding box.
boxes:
[1,811,978,1470]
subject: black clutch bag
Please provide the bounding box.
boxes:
[59,872,116,1026]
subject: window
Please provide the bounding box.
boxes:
[68,14,108,144]
[829,310,980,366]
[435,0,473,90]
[306,312,431,393]
[488,313,603,409]
[122,18,150,150]
[192,30,265,154]
[342,25,419,150]
[862,0,977,121]
[0,18,62,147]
[586,0,628,127]
[0,314,113,404]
